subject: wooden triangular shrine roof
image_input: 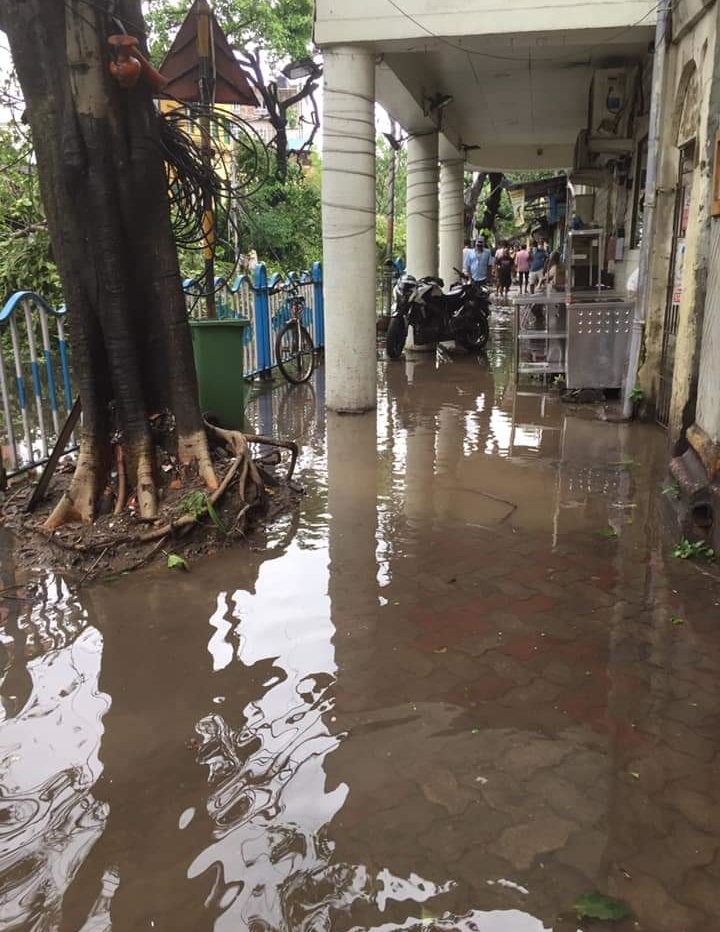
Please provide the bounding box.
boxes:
[157,0,257,105]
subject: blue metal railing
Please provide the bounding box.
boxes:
[0,263,324,479]
[185,262,324,378]
[0,291,74,477]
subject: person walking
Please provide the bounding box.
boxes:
[515,242,530,294]
[464,237,494,285]
[494,239,514,304]
[529,240,548,295]
[462,238,473,271]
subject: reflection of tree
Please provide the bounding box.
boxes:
[0,566,110,932]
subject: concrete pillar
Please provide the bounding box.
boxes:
[438,136,465,286]
[406,133,439,277]
[321,46,376,413]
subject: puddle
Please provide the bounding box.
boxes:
[1,326,720,931]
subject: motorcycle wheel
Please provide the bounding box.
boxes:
[458,315,489,352]
[386,315,407,359]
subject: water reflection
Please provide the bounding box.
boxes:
[0,557,110,932]
[1,329,719,932]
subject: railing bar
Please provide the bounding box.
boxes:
[23,299,49,459]
[9,317,34,467]
[56,318,73,411]
[39,305,61,437]
[0,340,19,471]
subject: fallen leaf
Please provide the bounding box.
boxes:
[167,553,189,571]
[433,646,448,654]
[630,771,640,780]
[671,616,685,626]
[574,893,632,921]
[169,478,183,490]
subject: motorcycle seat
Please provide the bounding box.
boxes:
[419,275,444,287]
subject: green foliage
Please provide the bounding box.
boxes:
[629,383,644,402]
[235,147,321,272]
[144,0,314,66]
[179,490,208,518]
[167,553,189,571]
[673,538,714,561]
[0,127,61,305]
[177,489,227,534]
[597,527,618,539]
[375,134,407,263]
[574,893,632,922]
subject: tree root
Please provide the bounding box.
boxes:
[44,438,106,530]
[27,422,299,579]
[113,445,126,516]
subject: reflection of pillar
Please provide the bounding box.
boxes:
[434,403,464,518]
[438,136,465,287]
[406,133,438,277]
[321,46,376,413]
[404,420,436,521]
[327,411,379,619]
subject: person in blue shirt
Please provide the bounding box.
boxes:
[464,237,494,284]
[529,241,548,294]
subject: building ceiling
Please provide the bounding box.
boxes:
[376,27,653,170]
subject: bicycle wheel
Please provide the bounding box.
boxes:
[276,320,315,384]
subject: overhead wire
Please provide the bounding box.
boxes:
[384,0,665,64]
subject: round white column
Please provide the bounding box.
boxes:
[438,138,465,287]
[406,133,439,278]
[321,46,376,413]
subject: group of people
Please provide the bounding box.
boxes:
[462,237,561,300]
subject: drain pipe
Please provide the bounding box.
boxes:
[622,0,672,418]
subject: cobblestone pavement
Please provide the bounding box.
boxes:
[1,324,720,932]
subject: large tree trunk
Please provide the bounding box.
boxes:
[0,0,216,526]
[464,171,486,239]
[480,172,505,233]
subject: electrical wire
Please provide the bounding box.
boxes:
[158,100,273,298]
[384,0,664,65]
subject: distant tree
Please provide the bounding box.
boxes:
[0,127,61,304]
[375,135,407,263]
[234,148,322,272]
[144,0,319,182]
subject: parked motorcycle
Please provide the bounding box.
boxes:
[385,268,491,359]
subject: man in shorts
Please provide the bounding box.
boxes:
[529,241,548,295]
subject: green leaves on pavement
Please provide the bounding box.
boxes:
[574,893,632,922]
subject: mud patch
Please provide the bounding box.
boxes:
[0,447,302,582]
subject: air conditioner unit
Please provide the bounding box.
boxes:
[588,67,638,152]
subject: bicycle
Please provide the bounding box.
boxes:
[275,285,316,384]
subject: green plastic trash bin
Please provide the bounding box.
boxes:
[190,318,249,430]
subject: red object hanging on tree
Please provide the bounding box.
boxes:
[108,35,168,92]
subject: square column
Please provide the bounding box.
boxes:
[321,46,376,413]
[406,133,439,278]
[438,136,465,287]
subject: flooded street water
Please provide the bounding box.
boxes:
[2,320,720,932]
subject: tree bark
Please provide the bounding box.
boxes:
[0,0,216,526]
[480,172,506,233]
[464,171,486,239]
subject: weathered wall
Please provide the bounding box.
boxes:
[638,2,719,443]
[692,1,720,459]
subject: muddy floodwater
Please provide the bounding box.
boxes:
[2,321,720,932]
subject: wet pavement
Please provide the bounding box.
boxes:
[2,320,720,932]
